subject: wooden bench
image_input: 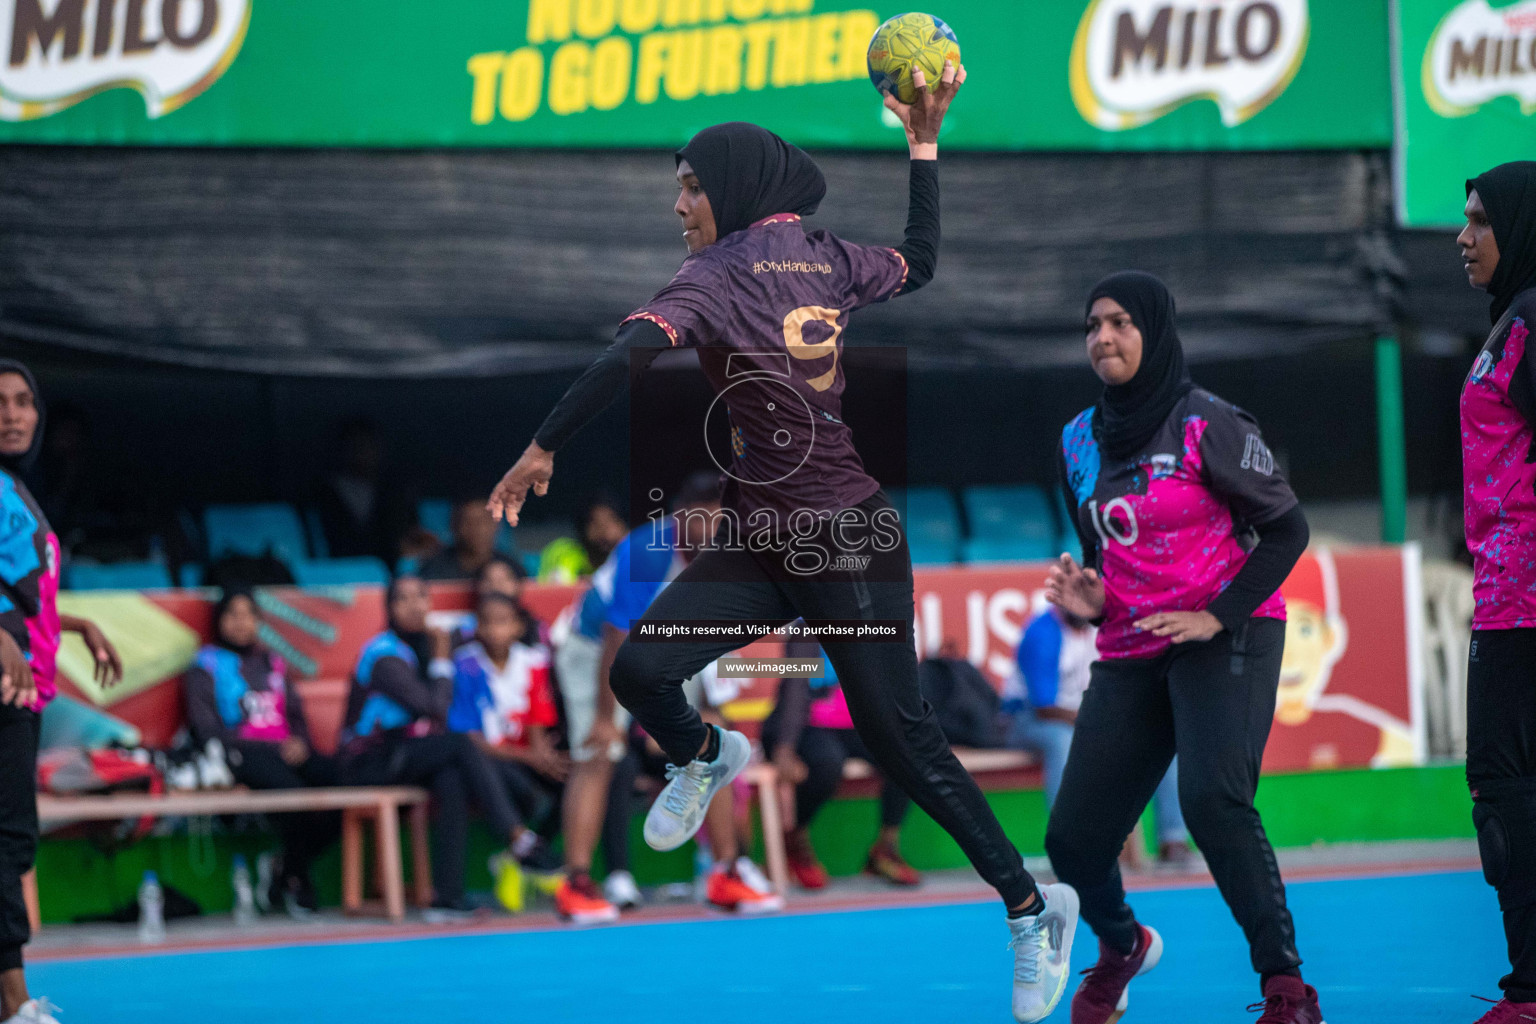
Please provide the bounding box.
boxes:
[743,747,1040,895]
[30,786,432,927]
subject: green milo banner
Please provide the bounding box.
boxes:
[0,0,1390,149]
[1393,0,1536,227]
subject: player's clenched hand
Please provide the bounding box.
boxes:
[0,631,36,709]
[487,442,554,526]
[1135,611,1223,645]
[883,60,966,152]
[1045,553,1105,621]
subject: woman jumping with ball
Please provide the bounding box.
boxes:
[1044,272,1324,1024]
[488,62,1081,1022]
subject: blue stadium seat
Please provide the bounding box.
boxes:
[65,562,173,591]
[291,557,390,587]
[961,484,1056,550]
[888,486,961,565]
[203,503,310,564]
[417,499,452,544]
[960,537,1059,564]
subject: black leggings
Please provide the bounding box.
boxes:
[761,715,910,830]
[228,743,341,880]
[343,732,519,907]
[1467,627,1536,1003]
[1045,618,1301,977]
[0,705,38,973]
[607,495,1035,909]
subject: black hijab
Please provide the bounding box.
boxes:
[0,359,44,476]
[386,574,435,670]
[1468,162,1536,325]
[677,123,826,239]
[1087,271,1194,461]
[213,587,260,656]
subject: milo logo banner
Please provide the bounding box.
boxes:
[1395,0,1536,226]
[0,0,1389,148]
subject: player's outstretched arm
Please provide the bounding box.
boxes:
[882,62,965,296]
[488,317,670,524]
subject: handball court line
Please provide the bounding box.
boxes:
[28,853,1481,964]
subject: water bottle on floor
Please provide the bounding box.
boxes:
[137,870,165,943]
[232,854,256,926]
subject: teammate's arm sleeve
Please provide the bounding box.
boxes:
[1504,319,1536,427]
[182,666,233,747]
[533,318,670,452]
[1199,403,1299,528]
[285,673,312,744]
[894,160,939,295]
[370,656,446,719]
[1017,615,1063,709]
[1205,504,1309,633]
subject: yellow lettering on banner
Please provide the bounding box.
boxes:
[527,0,572,44]
[662,0,703,28]
[839,10,878,80]
[666,28,704,100]
[704,25,743,95]
[575,0,617,39]
[500,47,544,121]
[730,0,766,20]
[769,0,812,13]
[467,51,505,125]
[549,41,590,115]
[591,36,633,109]
[619,0,660,35]
[743,19,774,90]
[705,0,729,21]
[772,17,810,87]
[808,12,841,83]
[636,31,670,103]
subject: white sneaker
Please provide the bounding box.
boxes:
[734,856,774,896]
[1007,882,1080,1023]
[643,727,750,852]
[603,870,643,911]
[9,998,61,1024]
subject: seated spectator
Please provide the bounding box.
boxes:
[417,497,502,582]
[1005,602,1189,864]
[338,575,538,919]
[762,634,920,890]
[447,592,565,872]
[182,588,340,914]
[537,498,627,584]
[443,556,532,648]
[311,418,421,566]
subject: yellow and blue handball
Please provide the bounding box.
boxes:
[866,13,961,105]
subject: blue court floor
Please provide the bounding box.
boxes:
[32,870,1503,1023]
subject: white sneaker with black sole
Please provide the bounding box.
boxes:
[643,726,751,852]
[1007,882,1080,1023]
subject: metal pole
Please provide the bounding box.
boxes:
[1375,335,1408,544]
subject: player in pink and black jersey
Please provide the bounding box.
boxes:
[1043,273,1322,1024]
[1458,162,1536,1024]
[487,66,1081,1022]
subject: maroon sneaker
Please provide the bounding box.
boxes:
[1248,975,1325,1023]
[1472,996,1536,1022]
[1070,924,1162,1024]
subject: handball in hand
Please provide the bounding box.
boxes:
[867,13,961,105]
